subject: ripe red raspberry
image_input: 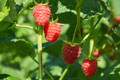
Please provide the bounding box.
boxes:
[114,16,120,23]
[44,21,61,42]
[62,44,81,64]
[93,49,101,58]
[82,59,97,76]
[33,4,51,26]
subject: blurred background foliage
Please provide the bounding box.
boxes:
[0,0,120,80]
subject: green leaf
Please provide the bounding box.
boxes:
[0,21,13,32]
[0,0,7,10]
[97,56,107,69]
[20,57,38,69]
[0,64,24,80]
[59,0,76,10]
[5,0,17,22]
[15,0,33,9]
[0,74,9,79]
[0,40,35,58]
[56,12,76,41]
[15,40,35,57]
[81,0,101,15]
[113,27,120,37]
[43,41,64,57]
[0,28,15,38]
[111,0,120,16]
[50,66,62,76]
[14,0,23,5]
[0,7,10,21]
[22,0,32,5]
[4,76,21,80]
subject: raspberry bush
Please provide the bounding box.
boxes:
[0,0,120,80]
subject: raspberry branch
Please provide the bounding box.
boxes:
[30,56,54,80]
[37,27,43,80]
[16,24,33,29]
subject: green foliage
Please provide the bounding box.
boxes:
[0,74,9,79]
[0,0,7,10]
[0,7,10,21]
[111,0,120,16]
[4,77,21,80]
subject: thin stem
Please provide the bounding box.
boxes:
[44,68,54,80]
[72,0,83,43]
[59,66,70,80]
[18,1,35,15]
[37,28,43,80]
[27,65,54,80]
[93,16,102,29]
[16,24,33,29]
[79,34,90,44]
[31,56,39,64]
[31,55,54,80]
[27,67,39,77]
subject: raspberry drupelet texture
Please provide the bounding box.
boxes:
[33,4,51,26]
[62,44,81,64]
[44,22,61,42]
[82,59,97,76]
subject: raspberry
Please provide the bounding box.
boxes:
[44,21,61,42]
[114,16,120,23]
[62,44,81,64]
[82,59,97,76]
[33,4,51,26]
[93,49,101,58]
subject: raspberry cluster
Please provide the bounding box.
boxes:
[33,3,98,77]
[33,4,61,42]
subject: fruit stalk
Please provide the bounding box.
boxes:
[60,0,83,80]
[44,68,54,80]
[72,0,83,43]
[59,66,70,80]
[37,27,43,80]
